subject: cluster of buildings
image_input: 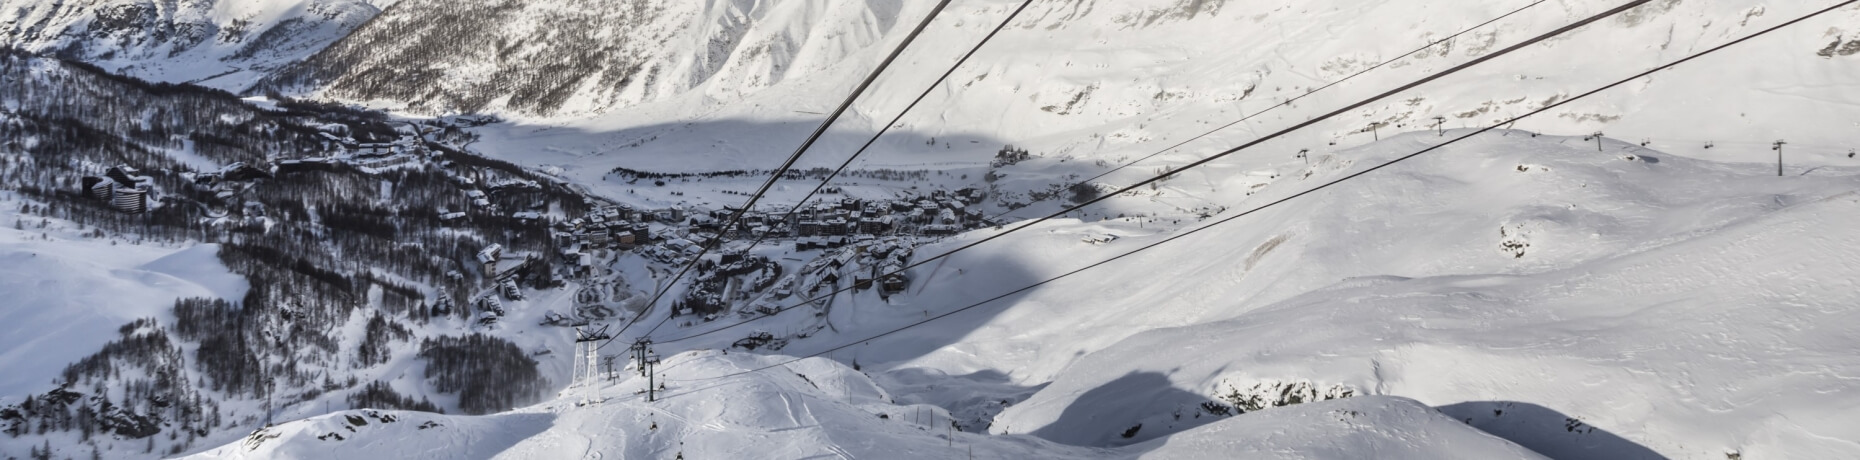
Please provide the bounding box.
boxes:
[786,187,991,240]
[539,187,995,313]
[556,205,670,249]
[78,165,155,214]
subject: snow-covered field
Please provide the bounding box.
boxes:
[0,193,246,398]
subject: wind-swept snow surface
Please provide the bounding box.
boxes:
[186,352,1545,460]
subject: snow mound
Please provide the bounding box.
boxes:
[186,351,1541,459]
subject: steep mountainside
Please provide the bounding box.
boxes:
[0,51,589,458]
[448,0,1860,179]
[0,0,383,91]
[261,0,908,116]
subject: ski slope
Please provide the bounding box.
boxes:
[186,352,1546,460]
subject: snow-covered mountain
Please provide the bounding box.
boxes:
[341,0,1860,176]
[7,0,1860,458]
[259,0,912,116]
[0,0,384,91]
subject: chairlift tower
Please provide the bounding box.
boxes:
[1773,140,1787,176]
[572,325,612,406]
[628,338,662,401]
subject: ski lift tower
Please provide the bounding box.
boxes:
[573,325,612,406]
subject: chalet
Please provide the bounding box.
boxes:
[937,209,959,225]
[465,189,490,207]
[687,233,717,249]
[477,244,504,271]
[500,280,523,300]
[664,238,699,255]
[572,253,595,278]
[867,243,895,260]
[828,252,854,270]
[880,273,910,296]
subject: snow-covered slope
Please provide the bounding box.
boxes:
[0,194,247,400]
[184,352,1546,460]
[451,0,1860,184]
[560,131,1860,458]
[261,0,911,116]
[182,128,1860,458]
[0,0,382,90]
[13,0,1860,458]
